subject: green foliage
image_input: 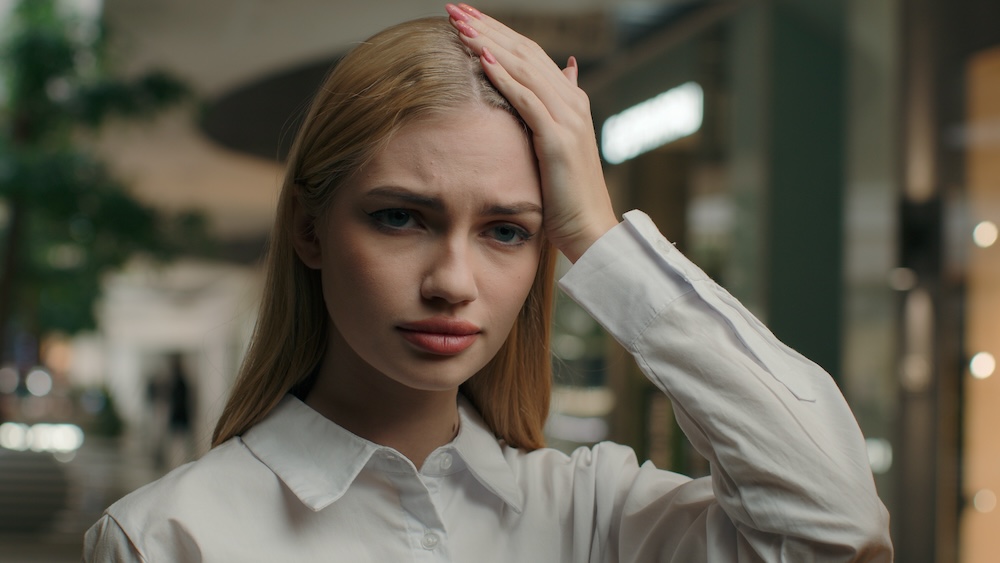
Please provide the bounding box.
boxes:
[0,0,209,343]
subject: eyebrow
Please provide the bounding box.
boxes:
[365,186,444,211]
[364,186,542,217]
[481,202,543,217]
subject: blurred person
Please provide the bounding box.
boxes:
[166,354,194,464]
[146,353,194,469]
[83,5,892,561]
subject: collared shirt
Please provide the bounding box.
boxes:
[84,211,893,562]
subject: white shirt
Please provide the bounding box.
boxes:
[84,211,893,562]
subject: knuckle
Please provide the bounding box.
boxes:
[512,90,536,110]
[512,40,538,60]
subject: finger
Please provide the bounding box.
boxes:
[456,4,530,50]
[562,56,578,87]
[449,15,582,122]
[478,46,555,135]
[448,4,566,88]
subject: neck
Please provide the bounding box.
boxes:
[305,347,461,470]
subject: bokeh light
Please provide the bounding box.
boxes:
[970,352,996,379]
[25,368,53,397]
[0,422,85,453]
[973,221,999,248]
[866,437,893,474]
[973,489,997,513]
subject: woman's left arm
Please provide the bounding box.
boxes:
[447,4,892,560]
[558,210,894,560]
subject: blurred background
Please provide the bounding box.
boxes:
[0,0,996,561]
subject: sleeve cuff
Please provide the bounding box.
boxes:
[558,210,707,350]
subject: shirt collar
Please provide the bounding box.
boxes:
[241,395,378,512]
[453,395,525,513]
[241,394,524,514]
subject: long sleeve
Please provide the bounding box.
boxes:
[558,210,892,561]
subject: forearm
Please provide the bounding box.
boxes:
[559,210,892,559]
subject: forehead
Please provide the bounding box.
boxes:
[351,107,540,201]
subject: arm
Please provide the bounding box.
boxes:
[560,210,893,560]
[446,5,892,560]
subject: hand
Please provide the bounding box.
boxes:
[445,3,619,263]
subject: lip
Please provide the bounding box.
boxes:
[397,317,481,355]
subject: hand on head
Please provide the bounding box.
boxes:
[445,3,619,263]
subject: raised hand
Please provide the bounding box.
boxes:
[445,3,619,263]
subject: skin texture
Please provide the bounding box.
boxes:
[293,108,544,467]
[447,3,619,263]
[294,4,620,468]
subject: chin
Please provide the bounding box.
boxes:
[382,360,485,393]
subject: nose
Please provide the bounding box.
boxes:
[420,238,479,305]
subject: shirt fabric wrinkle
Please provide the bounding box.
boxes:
[82,210,893,562]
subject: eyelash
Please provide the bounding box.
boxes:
[486,224,533,246]
[368,209,417,231]
[367,209,535,247]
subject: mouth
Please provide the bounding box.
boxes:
[396,318,481,356]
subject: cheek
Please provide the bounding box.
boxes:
[332,255,397,300]
[321,237,403,319]
[483,250,542,323]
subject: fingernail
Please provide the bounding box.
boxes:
[445,3,470,22]
[458,3,482,18]
[482,46,497,64]
[454,19,478,38]
[568,55,578,69]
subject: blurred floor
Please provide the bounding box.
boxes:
[0,537,83,563]
[0,436,164,562]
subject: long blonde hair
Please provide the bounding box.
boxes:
[212,17,555,450]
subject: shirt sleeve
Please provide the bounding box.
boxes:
[83,513,146,563]
[557,210,893,562]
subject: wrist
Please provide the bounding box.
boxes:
[559,215,619,263]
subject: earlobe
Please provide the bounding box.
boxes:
[290,190,323,270]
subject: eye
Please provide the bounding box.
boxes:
[487,224,532,246]
[369,209,417,229]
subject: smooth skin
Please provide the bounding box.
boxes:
[445,3,619,263]
[294,4,619,469]
[295,108,545,467]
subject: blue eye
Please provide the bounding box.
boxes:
[370,209,415,229]
[489,224,531,245]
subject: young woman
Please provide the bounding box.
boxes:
[85,5,893,561]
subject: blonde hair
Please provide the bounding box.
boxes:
[212,17,555,450]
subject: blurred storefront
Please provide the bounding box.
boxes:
[915,0,1000,561]
[558,0,1000,561]
[574,0,894,502]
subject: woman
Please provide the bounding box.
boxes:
[85,5,893,561]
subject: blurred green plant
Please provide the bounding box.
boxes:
[0,1,211,361]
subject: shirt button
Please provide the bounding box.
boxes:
[421,532,439,550]
[440,454,453,470]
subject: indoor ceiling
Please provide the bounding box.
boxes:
[95,0,703,250]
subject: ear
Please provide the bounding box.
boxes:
[290,188,323,270]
